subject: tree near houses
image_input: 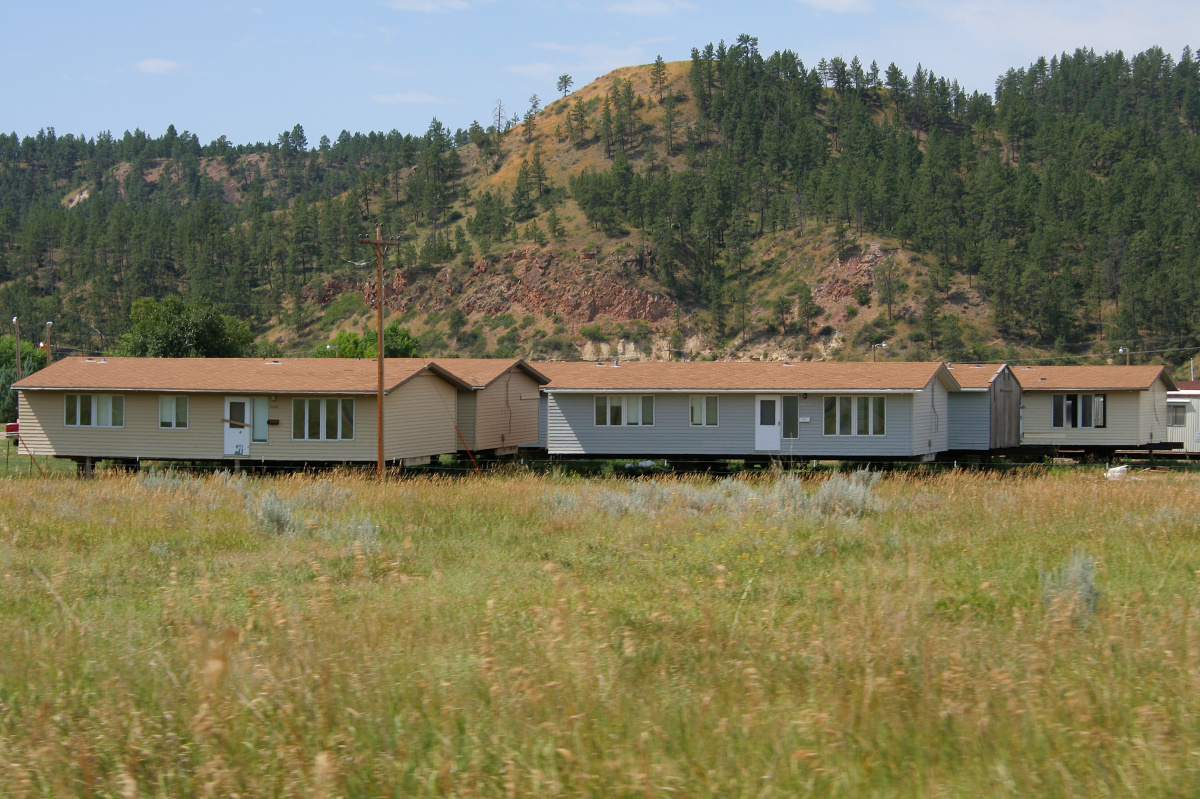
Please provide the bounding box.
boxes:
[115,297,255,358]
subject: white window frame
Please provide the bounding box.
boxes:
[292,397,356,441]
[593,395,655,426]
[1168,404,1187,427]
[1051,393,1107,429]
[823,395,886,436]
[65,394,125,428]
[159,395,189,429]
[689,395,719,427]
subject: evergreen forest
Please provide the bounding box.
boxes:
[2,37,1199,368]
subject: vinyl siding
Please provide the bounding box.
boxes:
[1021,390,1144,446]
[471,370,541,451]
[546,392,920,458]
[19,391,377,461]
[911,378,949,455]
[383,372,460,460]
[1140,377,1170,445]
[1167,396,1200,452]
[948,391,990,450]
[456,391,477,448]
[18,372,460,463]
[538,394,548,448]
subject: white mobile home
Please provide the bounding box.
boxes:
[1014,365,1177,451]
[12,357,471,469]
[534,361,961,461]
[1167,380,1200,453]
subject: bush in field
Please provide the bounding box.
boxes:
[252,489,297,534]
[1042,551,1099,622]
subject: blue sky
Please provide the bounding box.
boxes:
[7,1,1199,146]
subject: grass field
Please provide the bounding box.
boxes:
[2,466,1199,797]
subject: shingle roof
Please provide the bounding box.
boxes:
[431,358,550,389]
[945,363,1007,389]
[12,357,461,394]
[1012,365,1176,391]
[1173,380,1200,392]
[532,360,956,392]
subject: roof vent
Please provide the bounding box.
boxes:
[783,362,792,366]
[1039,377,1047,381]
[85,358,94,362]
[268,360,282,365]
[947,362,954,368]
[99,358,106,364]
[613,358,619,367]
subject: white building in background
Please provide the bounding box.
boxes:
[1167,380,1200,454]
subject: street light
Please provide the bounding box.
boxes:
[1118,346,1130,366]
[11,317,19,383]
[872,341,888,362]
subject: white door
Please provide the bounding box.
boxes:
[224,397,250,457]
[755,395,782,451]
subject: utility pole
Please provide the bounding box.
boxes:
[11,318,19,383]
[43,322,52,367]
[357,227,402,482]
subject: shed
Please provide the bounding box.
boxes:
[431,359,549,456]
[945,363,1021,451]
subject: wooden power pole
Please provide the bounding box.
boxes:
[358,227,402,482]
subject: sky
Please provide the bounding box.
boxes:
[6,0,1199,147]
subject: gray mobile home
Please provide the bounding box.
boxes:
[534,361,961,461]
[945,363,1021,451]
[13,357,470,469]
[1167,380,1200,453]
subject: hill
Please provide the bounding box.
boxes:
[2,39,1199,370]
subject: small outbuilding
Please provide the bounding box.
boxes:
[945,363,1021,452]
[432,359,549,456]
[12,357,471,469]
[534,360,961,461]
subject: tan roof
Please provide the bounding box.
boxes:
[431,358,550,389]
[1012,365,1176,391]
[532,360,956,392]
[945,363,1007,389]
[12,356,468,394]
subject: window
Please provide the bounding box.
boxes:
[824,395,885,436]
[1051,393,1107,429]
[690,395,718,426]
[65,394,124,428]
[159,396,188,429]
[292,397,355,440]
[1169,404,1187,427]
[782,396,799,439]
[252,397,269,442]
[593,395,654,426]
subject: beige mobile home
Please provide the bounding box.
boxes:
[431,359,549,456]
[12,357,469,469]
[1014,365,1177,451]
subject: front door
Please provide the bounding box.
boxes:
[755,395,782,451]
[224,397,250,457]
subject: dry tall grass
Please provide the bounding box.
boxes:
[1,468,1198,796]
